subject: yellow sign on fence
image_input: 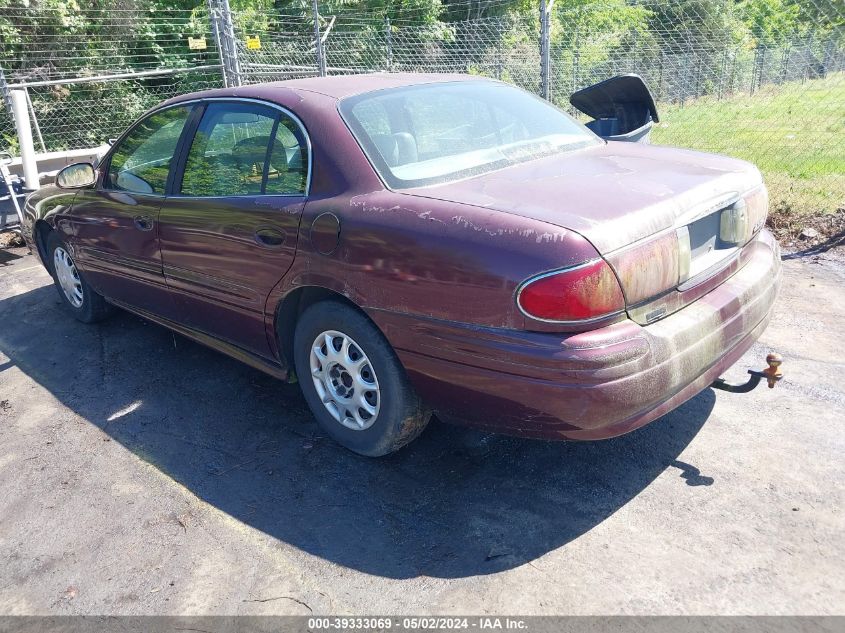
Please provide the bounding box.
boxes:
[188,37,207,50]
[246,35,261,50]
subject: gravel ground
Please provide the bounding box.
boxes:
[0,244,843,615]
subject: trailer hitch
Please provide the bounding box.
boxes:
[711,353,783,393]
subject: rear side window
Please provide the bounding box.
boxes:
[107,105,192,195]
[265,118,309,195]
[180,102,308,197]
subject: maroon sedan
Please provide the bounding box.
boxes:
[21,73,781,456]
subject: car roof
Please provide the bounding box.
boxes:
[272,72,490,99]
[163,72,493,107]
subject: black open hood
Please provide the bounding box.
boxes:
[570,74,659,123]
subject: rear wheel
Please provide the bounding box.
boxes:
[46,231,113,323]
[293,300,430,456]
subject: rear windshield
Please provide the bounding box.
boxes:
[339,81,601,189]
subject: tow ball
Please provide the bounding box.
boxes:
[711,353,783,393]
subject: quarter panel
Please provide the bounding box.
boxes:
[388,230,780,437]
[265,190,602,360]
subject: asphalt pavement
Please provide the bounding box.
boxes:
[0,243,842,615]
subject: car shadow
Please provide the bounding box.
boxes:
[782,229,845,260]
[0,284,716,579]
[0,247,23,266]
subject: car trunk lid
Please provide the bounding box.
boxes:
[404,141,766,323]
[570,74,659,143]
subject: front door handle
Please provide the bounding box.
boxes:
[134,215,154,231]
[255,227,285,247]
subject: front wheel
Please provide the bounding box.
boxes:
[293,300,430,456]
[46,231,113,323]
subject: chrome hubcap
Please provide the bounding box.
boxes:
[309,330,380,430]
[53,246,83,308]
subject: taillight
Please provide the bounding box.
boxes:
[743,185,768,241]
[517,259,624,323]
[606,230,681,304]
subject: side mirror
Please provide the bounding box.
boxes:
[56,162,96,189]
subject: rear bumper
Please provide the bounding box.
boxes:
[372,229,782,440]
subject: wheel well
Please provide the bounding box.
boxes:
[274,286,363,373]
[33,220,54,273]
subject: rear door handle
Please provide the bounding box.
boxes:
[255,227,285,247]
[134,215,154,231]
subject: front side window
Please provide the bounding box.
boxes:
[107,105,192,195]
[340,81,601,189]
[180,102,308,197]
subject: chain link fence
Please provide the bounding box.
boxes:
[1,0,842,215]
[0,3,224,154]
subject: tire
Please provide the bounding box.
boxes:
[293,300,430,456]
[45,230,114,323]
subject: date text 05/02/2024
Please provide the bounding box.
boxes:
[307,617,529,630]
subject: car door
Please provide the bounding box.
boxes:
[68,104,195,317]
[158,99,309,357]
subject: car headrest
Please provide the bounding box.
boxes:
[370,133,418,167]
[371,133,399,167]
[232,136,271,166]
[393,132,418,165]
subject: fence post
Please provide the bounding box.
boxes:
[717,47,727,99]
[694,55,702,98]
[496,19,504,81]
[750,47,758,94]
[539,0,552,100]
[802,33,812,83]
[208,0,225,85]
[312,0,327,77]
[385,16,393,72]
[572,18,580,96]
[657,50,665,101]
[208,0,242,87]
[221,0,243,86]
[821,37,834,79]
[730,47,738,94]
[11,90,39,190]
[23,88,47,153]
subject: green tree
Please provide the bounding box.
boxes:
[740,0,802,46]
